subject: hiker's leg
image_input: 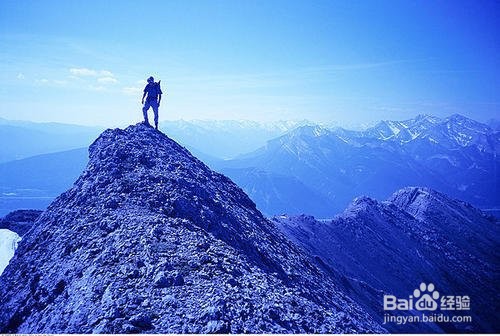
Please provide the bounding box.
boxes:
[142,103,150,125]
[152,101,159,129]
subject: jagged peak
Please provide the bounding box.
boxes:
[342,195,384,216]
[68,123,259,230]
[389,186,434,199]
[446,113,470,122]
[386,186,486,222]
[286,124,331,138]
[350,195,377,205]
[388,186,452,206]
[444,113,491,131]
[413,114,441,123]
[89,122,191,160]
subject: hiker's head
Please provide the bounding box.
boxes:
[147,76,154,83]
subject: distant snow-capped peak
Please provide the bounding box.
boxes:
[359,114,493,148]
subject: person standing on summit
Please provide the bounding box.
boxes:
[141,76,163,130]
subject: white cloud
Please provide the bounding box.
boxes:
[100,70,114,77]
[17,73,25,80]
[70,68,98,76]
[69,67,115,77]
[98,77,118,84]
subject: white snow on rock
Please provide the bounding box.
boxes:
[0,229,21,275]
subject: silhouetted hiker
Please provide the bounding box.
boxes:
[142,76,163,129]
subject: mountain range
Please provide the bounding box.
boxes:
[0,114,497,218]
[159,119,310,159]
[0,118,305,164]
[0,119,302,216]
[218,114,499,216]
[0,118,102,163]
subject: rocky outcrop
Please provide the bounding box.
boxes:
[0,210,42,236]
[273,188,499,333]
[0,123,383,333]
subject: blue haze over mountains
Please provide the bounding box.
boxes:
[0,118,102,163]
[0,114,498,217]
[220,114,499,216]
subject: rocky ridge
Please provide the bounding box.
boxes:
[273,187,499,332]
[0,123,383,333]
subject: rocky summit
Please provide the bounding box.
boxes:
[0,123,383,333]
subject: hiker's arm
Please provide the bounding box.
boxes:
[158,93,161,105]
[141,92,147,104]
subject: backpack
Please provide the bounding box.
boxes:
[153,80,162,97]
[146,80,162,100]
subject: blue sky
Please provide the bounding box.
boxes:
[0,0,498,127]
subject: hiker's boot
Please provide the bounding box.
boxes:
[155,122,158,130]
[144,120,151,127]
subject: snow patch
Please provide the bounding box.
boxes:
[0,229,21,275]
[427,137,438,144]
[387,121,402,135]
